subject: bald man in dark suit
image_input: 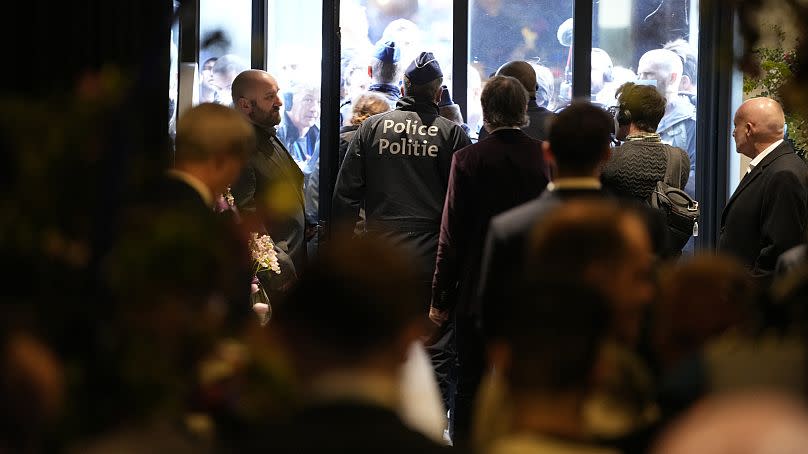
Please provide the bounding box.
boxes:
[720,97,808,285]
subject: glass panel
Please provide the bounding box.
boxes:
[594,0,699,197]
[266,0,323,227]
[339,0,454,128]
[169,2,180,141]
[594,0,699,253]
[199,0,252,105]
[469,0,575,136]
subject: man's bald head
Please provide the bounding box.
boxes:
[231,70,275,103]
[638,49,683,98]
[732,97,785,158]
[231,70,284,129]
[496,61,537,100]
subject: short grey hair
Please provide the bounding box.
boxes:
[482,75,529,129]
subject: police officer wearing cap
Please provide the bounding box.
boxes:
[340,41,403,125]
[368,40,404,108]
[333,52,472,308]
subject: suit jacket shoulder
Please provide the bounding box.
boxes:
[258,402,452,454]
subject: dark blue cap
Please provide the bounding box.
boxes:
[404,52,443,85]
[373,41,400,63]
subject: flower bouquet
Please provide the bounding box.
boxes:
[249,233,281,325]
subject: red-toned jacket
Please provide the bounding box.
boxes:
[431,128,550,317]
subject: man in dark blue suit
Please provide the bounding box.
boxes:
[720,97,808,285]
[428,75,550,442]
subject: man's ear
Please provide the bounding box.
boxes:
[367,65,373,79]
[236,97,251,112]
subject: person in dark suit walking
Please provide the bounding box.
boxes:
[230,70,307,275]
[258,234,452,454]
[428,75,550,442]
[719,97,808,285]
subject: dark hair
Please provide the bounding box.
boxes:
[500,281,609,393]
[403,76,443,101]
[495,61,537,97]
[275,234,422,363]
[481,75,529,129]
[548,102,613,174]
[371,58,401,85]
[616,82,667,132]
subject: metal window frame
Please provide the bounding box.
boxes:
[252,0,268,69]
[695,0,734,249]
[319,0,342,235]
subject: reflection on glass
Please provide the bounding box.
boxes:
[199,0,251,105]
[469,0,573,136]
[594,0,699,197]
[266,0,323,228]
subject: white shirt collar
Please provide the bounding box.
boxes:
[749,139,784,168]
[546,177,602,192]
[166,169,215,208]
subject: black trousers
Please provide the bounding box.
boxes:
[427,313,485,444]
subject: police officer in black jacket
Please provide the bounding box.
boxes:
[333,52,472,308]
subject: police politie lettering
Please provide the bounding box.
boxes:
[378,119,440,157]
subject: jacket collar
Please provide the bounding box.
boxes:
[368,83,401,100]
[722,140,794,225]
[396,96,439,114]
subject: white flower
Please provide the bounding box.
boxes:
[249,233,281,274]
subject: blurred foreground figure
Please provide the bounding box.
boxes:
[0,329,64,454]
[654,392,808,454]
[166,103,254,214]
[264,234,453,454]
[86,104,261,453]
[476,201,659,453]
[482,281,613,454]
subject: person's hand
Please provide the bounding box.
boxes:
[429,306,450,326]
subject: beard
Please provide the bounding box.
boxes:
[249,101,281,128]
